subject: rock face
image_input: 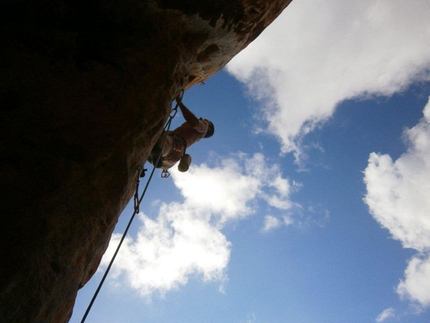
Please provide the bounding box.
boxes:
[0,0,290,322]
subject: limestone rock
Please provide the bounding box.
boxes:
[0,0,291,322]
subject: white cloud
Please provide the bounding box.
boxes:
[363,98,430,252]
[397,255,430,307]
[227,0,430,160]
[376,307,395,322]
[172,155,260,225]
[241,313,257,323]
[283,215,294,226]
[363,98,430,308]
[101,153,298,296]
[105,207,231,296]
[262,215,281,232]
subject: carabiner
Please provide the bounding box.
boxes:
[161,169,170,178]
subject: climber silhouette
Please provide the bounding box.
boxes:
[148,101,214,173]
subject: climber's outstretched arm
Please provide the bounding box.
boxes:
[179,101,199,127]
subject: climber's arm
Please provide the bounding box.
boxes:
[179,102,199,127]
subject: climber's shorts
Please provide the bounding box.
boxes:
[148,133,187,170]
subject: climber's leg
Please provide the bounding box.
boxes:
[149,134,174,168]
[178,154,191,172]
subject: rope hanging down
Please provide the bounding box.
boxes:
[80,90,184,323]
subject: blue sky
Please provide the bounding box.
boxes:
[70,0,430,322]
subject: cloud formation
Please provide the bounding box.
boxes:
[397,254,430,307]
[101,153,298,296]
[376,308,395,322]
[262,215,281,232]
[364,98,430,308]
[227,0,430,160]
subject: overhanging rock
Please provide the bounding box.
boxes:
[0,0,291,322]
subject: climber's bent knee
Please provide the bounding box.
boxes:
[178,154,191,172]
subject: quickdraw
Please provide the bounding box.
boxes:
[134,167,142,213]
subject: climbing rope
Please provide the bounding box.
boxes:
[80,90,184,323]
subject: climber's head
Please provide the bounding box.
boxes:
[204,120,215,138]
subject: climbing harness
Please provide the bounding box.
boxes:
[80,90,184,323]
[157,134,187,178]
[169,134,187,155]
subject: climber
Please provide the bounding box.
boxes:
[147,101,214,173]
